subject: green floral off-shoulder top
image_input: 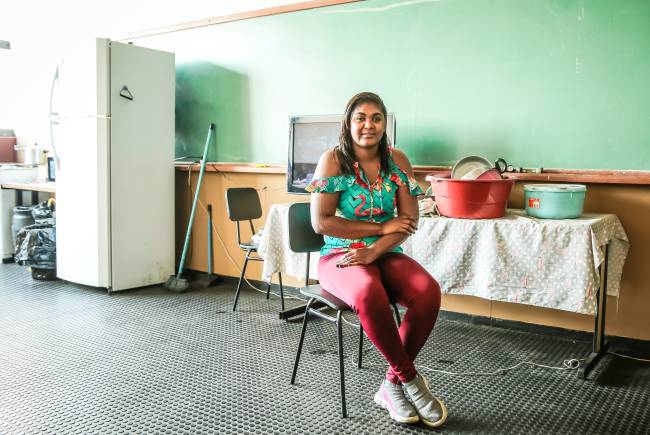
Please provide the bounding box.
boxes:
[305,152,423,256]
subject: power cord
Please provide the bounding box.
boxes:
[342,311,650,367]
[201,198,304,302]
[185,165,304,302]
[415,358,584,377]
[340,314,585,376]
[607,351,650,363]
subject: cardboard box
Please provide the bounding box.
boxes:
[0,137,16,163]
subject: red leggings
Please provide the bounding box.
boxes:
[318,252,441,384]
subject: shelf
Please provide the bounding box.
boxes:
[175,162,285,174]
[1,181,56,193]
[413,166,650,185]
[175,163,650,185]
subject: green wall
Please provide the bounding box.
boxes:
[147,0,650,170]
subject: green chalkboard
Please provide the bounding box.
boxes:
[144,0,650,170]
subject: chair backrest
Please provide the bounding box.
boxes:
[288,202,324,253]
[225,187,262,245]
[225,187,262,221]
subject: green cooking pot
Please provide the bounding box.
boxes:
[524,184,587,219]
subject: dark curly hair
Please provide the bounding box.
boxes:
[335,92,391,176]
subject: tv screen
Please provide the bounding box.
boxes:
[287,113,396,194]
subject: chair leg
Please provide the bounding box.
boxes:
[266,281,271,299]
[392,303,401,327]
[278,272,285,312]
[336,310,347,418]
[291,298,314,385]
[233,251,251,311]
[358,323,364,369]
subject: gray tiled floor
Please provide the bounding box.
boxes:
[1,264,649,434]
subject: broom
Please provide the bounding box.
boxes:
[165,123,214,292]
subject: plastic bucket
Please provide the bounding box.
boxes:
[427,176,514,219]
[12,206,34,246]
[524,184,586,219]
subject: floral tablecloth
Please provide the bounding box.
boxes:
[258,203,319,283]
[402,209,629,315]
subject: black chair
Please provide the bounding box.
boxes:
[225,187,284,312]
[287,202,401,418]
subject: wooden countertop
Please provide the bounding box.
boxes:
[175,162,650,185]
[1,181,56,193]
[175,162,286,174]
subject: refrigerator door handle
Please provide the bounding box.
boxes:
[119,85,133,101]
[49,62,62,169]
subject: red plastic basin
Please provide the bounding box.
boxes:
[427,176,514,219]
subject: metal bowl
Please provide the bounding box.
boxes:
[451,155,492,179]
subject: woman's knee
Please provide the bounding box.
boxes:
[410,277,441,311]
[426,278,442,309]
[350,281,390,314]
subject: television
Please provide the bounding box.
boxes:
[287,113,396,194]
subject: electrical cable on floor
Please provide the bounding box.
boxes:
[343,313,650,369]
[184,168,304,302]
[340,313,586,376]
[608,351,650,363]
[415,358,584,377]
[199,195,304,302]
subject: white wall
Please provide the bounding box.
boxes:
[0,0,302,149]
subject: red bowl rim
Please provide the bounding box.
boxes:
[425,175,514,183]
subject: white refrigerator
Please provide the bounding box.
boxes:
[51,38,175,292]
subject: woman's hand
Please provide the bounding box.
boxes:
[380,216,418,236]
[336,248,380,268]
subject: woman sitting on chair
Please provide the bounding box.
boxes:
[306,92,447,427]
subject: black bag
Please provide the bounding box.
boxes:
[14,223,57,273]
[31,200,54,221]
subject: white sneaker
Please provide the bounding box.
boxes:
[373,379,420,424]
[403,374,448,427]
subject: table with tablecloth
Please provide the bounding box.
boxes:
[259,205,629,316]
[402,209,629,316]
[258,202,319,284]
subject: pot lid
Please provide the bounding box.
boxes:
[524,184,587,192]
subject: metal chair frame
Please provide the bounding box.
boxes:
[287,202,401,418]
[225,187,284,311]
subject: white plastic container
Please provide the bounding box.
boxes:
[14,144,45,165]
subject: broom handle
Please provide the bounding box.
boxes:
[207,204,213,275]
[178,123,214,276]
